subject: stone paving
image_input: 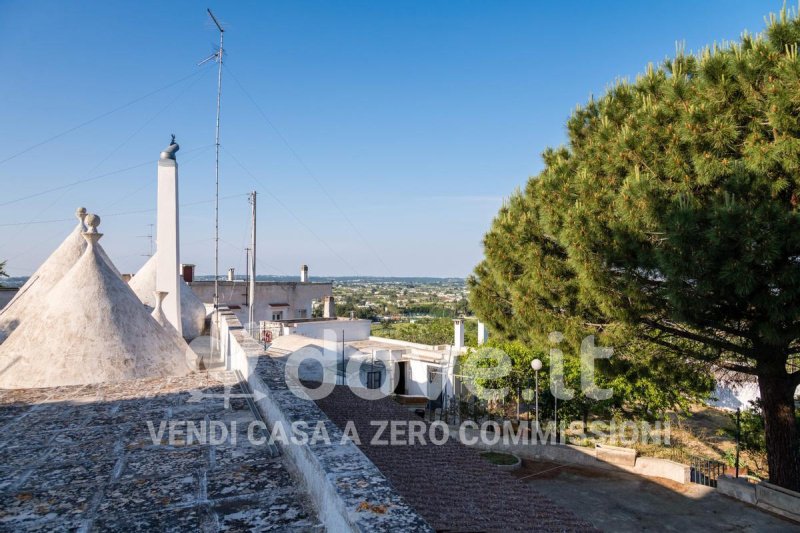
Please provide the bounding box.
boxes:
[512,460,798,532]
[0,371,321,532]
[313,385,598,532]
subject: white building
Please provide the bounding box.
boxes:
[189,280,332,328]
[259,317,471,408]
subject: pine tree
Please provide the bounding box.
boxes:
[471,8,800,490]
[469,181,712,420]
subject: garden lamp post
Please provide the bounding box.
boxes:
[531,358,542,433]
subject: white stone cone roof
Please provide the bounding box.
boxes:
[0,209,121,344]
[0,218,195,389]
[128,254,207,341]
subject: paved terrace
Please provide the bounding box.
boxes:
[0,371,321,532]
[513,461,797,532]
[313,385,598,532]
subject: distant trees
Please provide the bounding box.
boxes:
[334,303,380,321]
[470,10,800,489]
[0,260,7,287]
[401,302,472,318]
[372,318,478,347]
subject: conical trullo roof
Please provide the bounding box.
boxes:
[0,207,121,344]
[128,254,207,341]
[0,215,195,389]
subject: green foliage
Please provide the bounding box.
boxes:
[730,402,768,457]
[461,339,708,421]
[724,400,799,476]
[372,318,478,347]
[470,9,800,488]
[334,303,380,321]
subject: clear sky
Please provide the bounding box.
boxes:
[0,0,785,278]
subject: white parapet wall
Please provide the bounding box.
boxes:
[291,318,372,341]
[217,310,432,532]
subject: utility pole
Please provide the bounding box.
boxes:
[248,191,257,337]
[199,9,224,353]
[245,247,250,309]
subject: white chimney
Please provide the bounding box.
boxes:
[156,136,182,335]
[300,264,309,283]
[453,319,464,350]
[323,295,335,318]
[227,268,235,281]
[478,322,488,345]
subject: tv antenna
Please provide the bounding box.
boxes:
[137,223,155,257]
[199,8,224,347]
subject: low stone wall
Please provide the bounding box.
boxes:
[717,475,757,505]
[456,427,690,485]
[219,310,432,532]
[719,475,800,523]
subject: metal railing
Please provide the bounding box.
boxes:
[666,447,726,487]
[689,456,726,487]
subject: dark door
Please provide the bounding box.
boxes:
[394,362,407,395]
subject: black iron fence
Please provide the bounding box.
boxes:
[665,447,726,487]
[690,456,726,487]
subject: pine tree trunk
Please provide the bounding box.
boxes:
[756,367,800,492]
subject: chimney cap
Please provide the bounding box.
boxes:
[160,134,180,160]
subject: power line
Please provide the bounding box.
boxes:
[0,72,212,249]
[222,146,361,275]
[0,66,213,167]
[0,144,214,209]
[0,192,247,227]
[218,238,282,275]
[224,64,394,276]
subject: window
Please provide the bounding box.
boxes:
[366,371,382,390]
[272,311,283,321]
[298,309,307,319]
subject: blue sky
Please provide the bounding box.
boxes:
[0,0,785,277]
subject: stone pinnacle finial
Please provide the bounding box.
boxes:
[76,207,88,230]
[82,213,103,246]
[160,134,180,161]
[151,290,169,328]
[85,214,101,233]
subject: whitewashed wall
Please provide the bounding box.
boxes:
[189,281,332,324]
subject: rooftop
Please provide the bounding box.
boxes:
[0,371,321,531]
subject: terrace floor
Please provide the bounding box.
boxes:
[0,371,321,532]
[312,385,597,532]
[512,460,796,532]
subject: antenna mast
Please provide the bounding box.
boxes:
[202,8,224,349]
[248,191,257,337]
[137,223,154,257]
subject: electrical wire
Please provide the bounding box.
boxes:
[224,64,394,276]
[0,70,213,253]
[222,146,361,276]
[0,144,214,209]
[0,66,213,167]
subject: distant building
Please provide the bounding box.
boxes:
[188,264,332,328]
